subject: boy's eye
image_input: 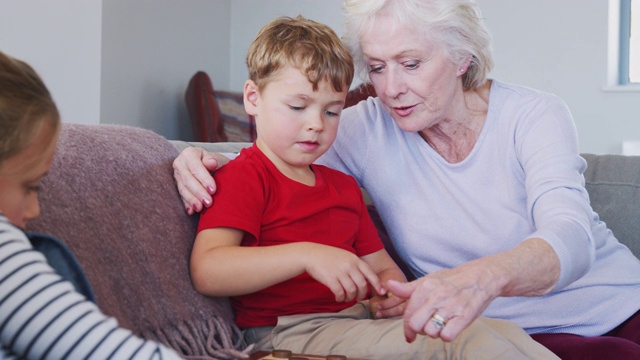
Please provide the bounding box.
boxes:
[289,105,305,111]
[26,184,41,193]
[325,110,339,117]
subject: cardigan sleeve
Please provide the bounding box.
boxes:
[514,95,594,290]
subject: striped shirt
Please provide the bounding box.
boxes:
[0,214,182,359]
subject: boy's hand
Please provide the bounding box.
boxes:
[370,291,406,319]
[304,245,382,303]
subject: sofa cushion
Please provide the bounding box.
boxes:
[582,153,640,257]
[27,124,248,359]
[215,90,257,142]
[185,71,228,143]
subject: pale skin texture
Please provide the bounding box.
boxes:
[0,121,59,229]
[174,16,561,343]
[190,67,407,306]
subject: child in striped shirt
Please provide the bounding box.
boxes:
[0,50,183,360]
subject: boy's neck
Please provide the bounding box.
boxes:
[255,142,317,186]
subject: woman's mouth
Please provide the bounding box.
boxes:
[393,105,416,117]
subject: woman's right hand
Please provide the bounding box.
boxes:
[172,147,221,215]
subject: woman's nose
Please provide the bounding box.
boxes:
[382,69,405,98]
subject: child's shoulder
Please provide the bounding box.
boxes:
[218,146,264,174]
[312,164,358,187]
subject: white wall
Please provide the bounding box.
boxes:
[480,0,639,154]
[2,1,639,153]
[0,0,102,126]
[1,0,229,141]
[227,1,640,155]
[101,0,230,141]
[228,0,344,92]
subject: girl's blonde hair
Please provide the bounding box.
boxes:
[0,51,60,165]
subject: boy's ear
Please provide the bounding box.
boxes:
[244,80,259,116]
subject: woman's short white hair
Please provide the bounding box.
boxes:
[342,0,494,90]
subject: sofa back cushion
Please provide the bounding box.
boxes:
[27,124,245,358]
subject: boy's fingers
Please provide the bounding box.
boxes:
[328,280,346,302]
[360,263,382,295]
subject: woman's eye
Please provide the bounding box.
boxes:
[289,105,304,111]
[368,65,384,73]
[27,184,41,193]
[404,61,419,70]
[325,110,339,117]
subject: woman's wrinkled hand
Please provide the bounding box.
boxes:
[387,265,497,343]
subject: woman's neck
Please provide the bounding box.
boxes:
[420,81,491,163]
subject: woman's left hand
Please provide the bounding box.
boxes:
[386,265,496,343]
[386,238,560,343]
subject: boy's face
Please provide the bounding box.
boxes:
[0,121,58,229]
[245,66,347,174]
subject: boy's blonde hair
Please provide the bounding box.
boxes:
[0,51,60,165]
[247,16,354,93]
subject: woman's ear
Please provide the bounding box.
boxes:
[457,56,472,76]
[244,80,259,115]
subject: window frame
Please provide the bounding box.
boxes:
[619,0,632,84]
[606,0,640,91]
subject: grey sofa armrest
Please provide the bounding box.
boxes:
[170,140,251,154]
[582,153,640,258]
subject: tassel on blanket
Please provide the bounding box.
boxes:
[142,318,253,359]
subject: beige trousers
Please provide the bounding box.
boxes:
[243,302,558,360]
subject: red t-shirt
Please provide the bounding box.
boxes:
[197,144,384,328]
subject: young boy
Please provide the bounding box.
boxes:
[190,16,558,359]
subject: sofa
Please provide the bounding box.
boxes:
[26,123,640,359]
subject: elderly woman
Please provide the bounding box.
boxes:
[173,0,640,358]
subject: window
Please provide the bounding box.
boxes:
[621,0,639,83]
[607,0,640,89]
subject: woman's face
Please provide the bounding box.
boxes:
[0,121,58,229]
[360,14,464,132]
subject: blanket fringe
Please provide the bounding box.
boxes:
[141,317,254,359]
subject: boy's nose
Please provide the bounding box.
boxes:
[306,114,324,132]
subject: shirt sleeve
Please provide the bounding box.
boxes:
[197,157,265,242]
[0,218,182,360]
